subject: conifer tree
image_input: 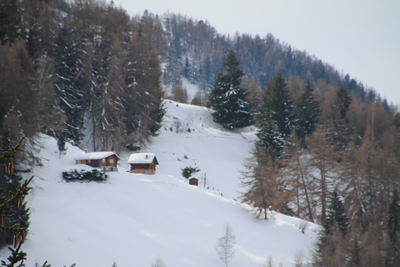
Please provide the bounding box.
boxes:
[325,191,348,235]
[181,166,200,179]
[313,191,348,267]
[202,55,214,91]
[54,25,84,145]
[257,72,294,157]
[208,50,253,129]
[183,56,190,78]
[335,85,352,120]
[296,78,319,140]
[388,189,400,245]
[0,0,25,45]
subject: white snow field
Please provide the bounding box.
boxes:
[2,101,320,267]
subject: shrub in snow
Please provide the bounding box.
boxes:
[181,166,200,179]
[62,169,108,182]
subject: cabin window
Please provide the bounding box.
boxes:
[82,160,86,164]
[77,160,81,164]
[102,158,106,163]
[88,160,91,163]
[110,158,114,164]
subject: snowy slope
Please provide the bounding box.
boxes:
[1,102,320,267]
[163,77,200,102]
[119,100,258,199]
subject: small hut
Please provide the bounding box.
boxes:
[75,151,120,172]
[188,177,199,186]
[127,153,159,175]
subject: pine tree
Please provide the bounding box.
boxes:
[256,120,284,158]
[335,85,352,120]
[0,137,31,250]
[202,55,214,91]
[296,78,319,140]
[257,72,294,157]
[388,189,400,245]
[348,239,361,267]
[183,56,190,78]
[0,0,25,45]
[325,191,348,236]
[208,50,253,129]
[181,166,200,179]
[0,173,30,248]
[54,25,84,146]
[313,191,349,267]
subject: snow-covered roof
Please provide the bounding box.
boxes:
[127,153,159,165]
[74,151,120,161]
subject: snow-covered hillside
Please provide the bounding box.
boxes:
[2,101,320,267]
[122,100,257,199]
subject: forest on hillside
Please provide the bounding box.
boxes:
[1,0,400,266]
[0,0,166,153]
[0,0,393,151]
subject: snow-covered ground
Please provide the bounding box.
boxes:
[163,77,202,103]
[1,101,320,267]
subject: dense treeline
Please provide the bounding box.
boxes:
[161,13,390,112]
[0,0,166,152]
[238,71,400,266]
[2,0,400,264]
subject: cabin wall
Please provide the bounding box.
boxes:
[130,163,156,175]
[76,154,119,171]
[99,155,119,167]
[76,159,100,167]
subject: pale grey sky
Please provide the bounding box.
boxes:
[114,0,400,107]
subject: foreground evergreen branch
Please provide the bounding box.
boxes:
[0,176,33,235]
[0,137,25,176]
[0,137,31,267]
[1,137,75,267]
[1,243,27,267]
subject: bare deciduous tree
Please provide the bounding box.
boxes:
[216,223,236,267]
[240,145,290,220]
[294,249,305,267]
[151,256,167,267]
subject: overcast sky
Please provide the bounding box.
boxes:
[113,0,400,107]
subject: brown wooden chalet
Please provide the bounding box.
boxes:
[127,153,159,175]
[75,151,120,172]
[188,177,198,186]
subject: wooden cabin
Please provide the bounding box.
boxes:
[127,153,159,174]
[75,151,120,172]
[188,177,198,186]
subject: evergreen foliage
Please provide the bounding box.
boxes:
[257,73,294,157]
[0,0,25,45]
[312,191,349,266]
[0,137,34,266]
[54,27,84,145]
[57,132,68,158]
[202,55,214,91]
[335,85,352,120]
[208,50,253,129]
[181,166,200,179]
[348,239,361,267]
[0,172,30,248]
[388,189,400,245]
[325,191,348,236]
[183,56,190,78]
[296,78,319,140]
[150,100,167,136]
[62,169,108,182]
